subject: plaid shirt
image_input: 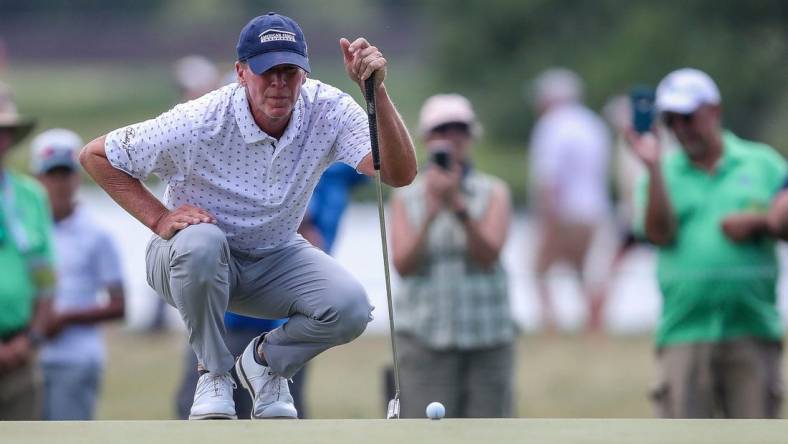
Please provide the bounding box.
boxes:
[393,169,515,349]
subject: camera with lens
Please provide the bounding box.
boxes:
[429,142,453,170]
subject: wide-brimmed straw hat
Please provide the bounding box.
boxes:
[0,82,36,147]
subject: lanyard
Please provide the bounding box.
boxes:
[0,173,31,253]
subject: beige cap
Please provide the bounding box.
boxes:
[418,94,482,138]
[0,82,36,147]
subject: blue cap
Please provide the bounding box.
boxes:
[237,12,310,75]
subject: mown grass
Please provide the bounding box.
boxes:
[97,328,662,420]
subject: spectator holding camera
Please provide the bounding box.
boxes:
[630,68,785,418]
[389,94,515,418]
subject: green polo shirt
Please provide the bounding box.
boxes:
[634,131,786,346]
[0,170,55,338]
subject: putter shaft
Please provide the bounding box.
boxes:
[365,77,401,419]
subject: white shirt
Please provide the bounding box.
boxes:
[39,207,123,366]
[529,103,611,224]
[105,79,371,251]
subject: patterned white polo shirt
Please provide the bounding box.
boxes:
[105,79,371,250]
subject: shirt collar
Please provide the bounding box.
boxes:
[676,129,741,174]
[55,205,82,229]
[278,94,304,150]
[716,130,744,173]
[233,84,304,148]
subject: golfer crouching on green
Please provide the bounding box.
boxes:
[80,12,416,420]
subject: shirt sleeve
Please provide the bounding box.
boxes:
[529,119,565,186]
[104,103,194,183]
[93,229,124,288]
[763,147,788,197]
[331,94,371,170]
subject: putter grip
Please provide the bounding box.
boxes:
[364,77,381,171]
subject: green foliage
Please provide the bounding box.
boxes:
[424,0,788,147]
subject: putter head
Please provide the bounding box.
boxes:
[386,398,400,419]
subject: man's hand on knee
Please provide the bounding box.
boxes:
[153,204,217,240]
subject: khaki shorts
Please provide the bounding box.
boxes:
[0,359,42,420]
[535,222,595,275]
[650,337,783,418]
[397,333,515,418]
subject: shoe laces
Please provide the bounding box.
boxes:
[260,370,288,401]
[196,373,236,399]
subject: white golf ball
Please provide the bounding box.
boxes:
[425,401,445,419]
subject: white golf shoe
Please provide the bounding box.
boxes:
[236,336,298,419]
[188,372,237,420]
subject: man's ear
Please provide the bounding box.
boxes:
[235,61,246,86]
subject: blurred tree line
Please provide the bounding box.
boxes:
[2,0,786,150]
[422,0,788,148]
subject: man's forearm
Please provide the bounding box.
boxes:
[644,164,677,245]
[374,84,417,187]
[80,137,169,234]
[393,219,431,275]
[60,296,125,327]
[459,217,501,268]
[29,299,52,337]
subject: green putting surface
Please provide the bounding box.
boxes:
[3,419,788,444]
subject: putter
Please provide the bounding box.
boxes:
[364,77,401,420]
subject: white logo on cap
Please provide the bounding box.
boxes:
[259,29,296,44]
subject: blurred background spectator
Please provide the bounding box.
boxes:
[527,68,611,333]
[31,128,125,420]
[0,86,53,420]
[630,68,785,418]
[390,94,514,418]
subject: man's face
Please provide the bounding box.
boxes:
[662,104,721,160]
[425,122,474,164]
[236,62,305,122]
[37,167,80,212]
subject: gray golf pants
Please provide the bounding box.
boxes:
[146,223,373,378]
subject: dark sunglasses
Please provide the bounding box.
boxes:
[431,121,471,135]
[662,112,695,127]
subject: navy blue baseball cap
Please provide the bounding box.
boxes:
[237,12,310,75]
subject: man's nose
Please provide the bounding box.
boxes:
[267,71,286,86]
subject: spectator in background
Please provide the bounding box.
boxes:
[390,94,515,418]
[31,129,126,420]
[630,68,784,418]
[299,163,367,252]
[173,55,221,101]
[0,86,54,419]
[528,68,611,333]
